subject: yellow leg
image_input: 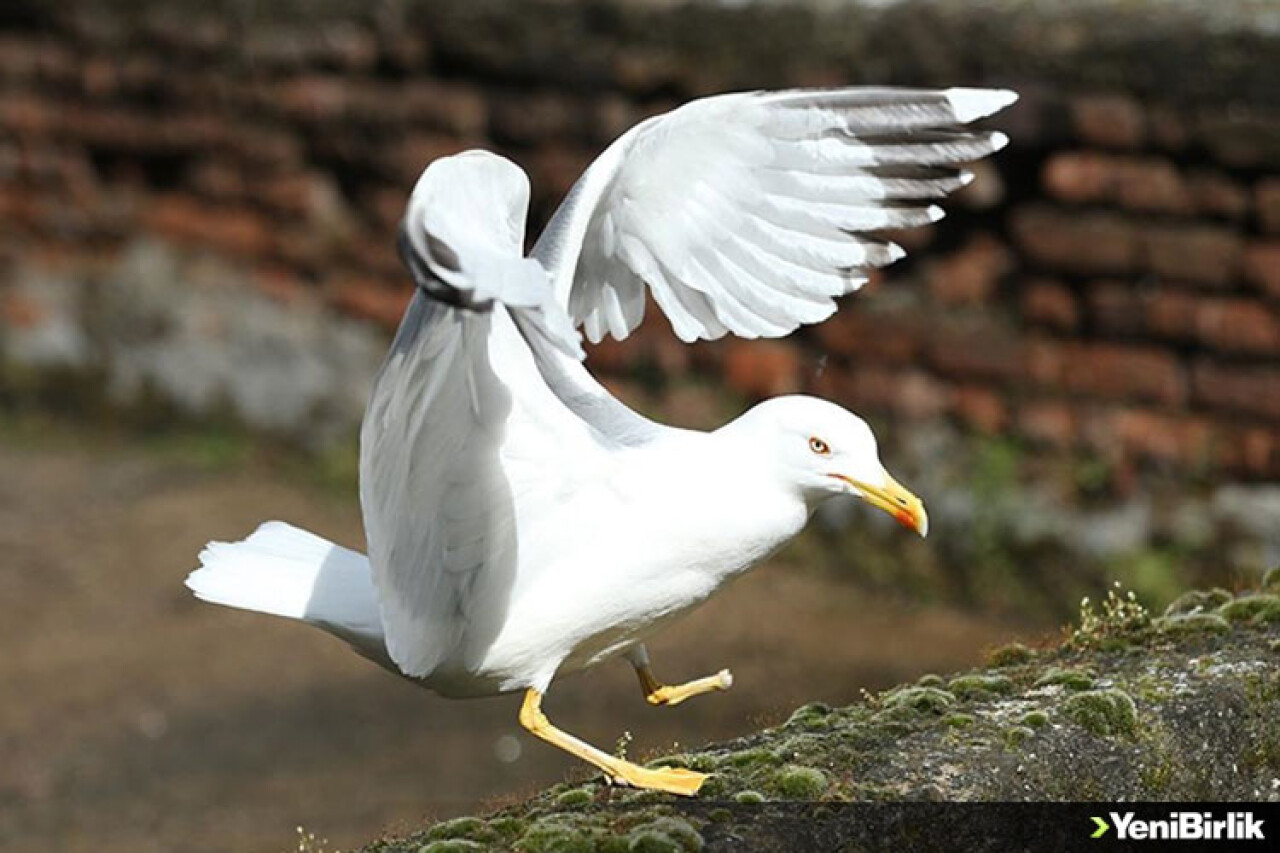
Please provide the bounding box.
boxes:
[518,689,707,796]
[635,664,733,707]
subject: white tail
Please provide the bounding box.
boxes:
[186,521,393,669]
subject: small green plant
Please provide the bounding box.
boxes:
[1070,582,1151,649]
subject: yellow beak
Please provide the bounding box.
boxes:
[829,472,929,537]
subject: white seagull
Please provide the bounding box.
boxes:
[187,86,1016,795]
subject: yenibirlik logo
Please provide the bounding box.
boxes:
[1091,811,1265,841]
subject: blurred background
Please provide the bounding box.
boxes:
[1,0,1277,850]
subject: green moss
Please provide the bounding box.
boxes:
[1020,710,1049,728]
[488,818,527,842]
[420,841,483,853]
[947,674,1014,700]
[626,817,703,853]
[516,818,594,853]
[1262,567,1280,592]
[879,686,956,717]
[1164,588,1233,616]
[985,642,1036,668]
[425,817,491,842]
[1005,725,1036,748]
[554,788,594,808]
[707,808,732,823]
[1153,612,1231,636]
[1218,594,1280,625]
[786,702,834,730]
[1061,689,1138,737]
[915,674,945,688]
[773,766,828,799]
[718,747,781,769]
[733,790,765,804]
[943,713,975,728]
[1034,667,1096,691]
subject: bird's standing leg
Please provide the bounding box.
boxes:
[518,689,707,795]
[626,645,733,707]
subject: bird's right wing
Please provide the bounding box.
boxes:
[533,87,1016,344]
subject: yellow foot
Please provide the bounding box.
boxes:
[610,764,709,796]
[646,669,734,707]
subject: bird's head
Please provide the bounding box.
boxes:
[733,395,928,537]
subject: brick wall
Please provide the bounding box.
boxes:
[1,0,1277,481]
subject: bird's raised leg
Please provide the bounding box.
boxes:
[518,689,707,796]
[627,645,733,707]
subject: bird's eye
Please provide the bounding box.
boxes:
[808,436,831,456]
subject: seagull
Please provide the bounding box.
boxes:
[187,86,1016,796]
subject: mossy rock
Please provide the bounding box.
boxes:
[1004,725,1036,748]
[1153,612,1231,636]
[879,685,956,717]
[1262,567,1280,592]
[1020,710,1049,728]
[985,642,1036,668]
[425,817,494,843]
[1034,667,1096,691]
[1164,588,1233,616]
[943,712,975,728]
[516,818,596,853]
[772,766,828,799]
[626,817,704,853]
[733,790,765,804]
[947,674,1014,700]
[1061,689,1138,737]
[420,840,485,853]
[554,787,594,808]
[1218,594,1280,625]
[785,702,834,730]
[717,747,782,769]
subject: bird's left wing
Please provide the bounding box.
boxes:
[361,152,603,680]
[533,87,1017,343]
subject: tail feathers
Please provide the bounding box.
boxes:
[186,522,379,636]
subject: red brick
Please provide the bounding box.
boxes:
[1191,360,1280,421]
[1070,94,1146,149]
[893,370,953,420]
[1186,170,1250,221]
[327,277,412,330]
[1213,425,1279,478]
[1085,281,1144,336]
[1193,298,1279,354]
[722,339,804,399]
[1017,401,1076,448]
[1147,105,1190,150]
[952,160,1005,210]
[811,308,922,364]
[953,386,1007,433]
[1137,224,1243,287]
[1085,408,1213,469]
[1010,206,1136,275]
[1031,341,1187,406]
[927,233,1012,305]
[1244,241,1280,298]
[1043,152,1189,214]
[1022,279,1078,331]
[144,196,274,258]
[928,320,1025,383]
[1259,179,1280,235]
[1199,114,1280,170]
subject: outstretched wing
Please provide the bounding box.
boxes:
[361,152,600,679]
[533,87,1017,343]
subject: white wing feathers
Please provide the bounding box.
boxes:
[400,151,582,357]
[537,87,1017,343]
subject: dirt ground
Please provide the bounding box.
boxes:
[0,424,1038,853]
